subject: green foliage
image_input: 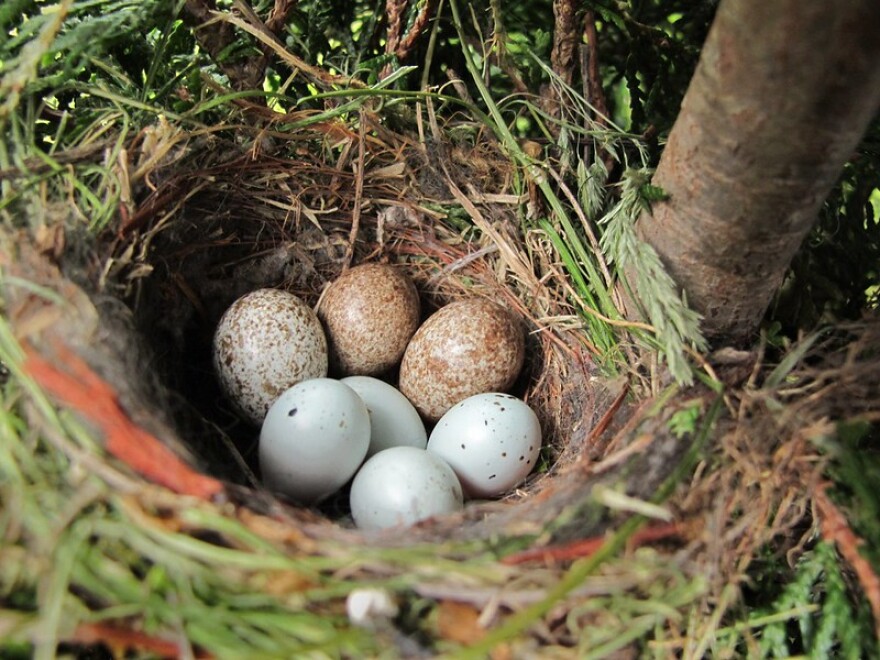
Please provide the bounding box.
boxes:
[746,542,877,659]
[599,168,707,383]
[667,400,702,438]
[0,316,382,657]
[769,118,880,335]
[0,0,718,141]
[824,421,880,583]
[0,0,178,112]
[587,0,717,139]
[715,419,880,658]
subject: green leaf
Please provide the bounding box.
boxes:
[764,331,826,389]
[640,183,669,202]
[668,401,702,438]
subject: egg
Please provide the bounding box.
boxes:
[399,298,525,422]
[349,447,463,530]
[259,378,370,503]
[426,393,541,498]
[213,288,328,425]
[341,376,427,457]
[318,263,420,376]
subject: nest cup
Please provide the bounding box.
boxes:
[4,133,626,544]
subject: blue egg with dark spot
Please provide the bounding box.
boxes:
[260,378,370,503]
[426,392,541,498]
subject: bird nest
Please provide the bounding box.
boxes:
[2,115,647,541]
[1,113,877,656]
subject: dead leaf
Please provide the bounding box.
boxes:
[436,600,485,645]
[237,508,318,553]
[369,162,406,178]
[258,569,316,596]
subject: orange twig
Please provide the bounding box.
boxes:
[23,343,224,501]
[501,520,684,566]
[71,623,213,659]
[814,484,880,639]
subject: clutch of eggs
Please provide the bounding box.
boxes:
[212,276,540,528]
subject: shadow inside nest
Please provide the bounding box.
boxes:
[1,143,704,548]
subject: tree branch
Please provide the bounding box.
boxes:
[183,0,266,92]
[633,0,880,343]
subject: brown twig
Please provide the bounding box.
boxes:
[581,11,609,124]
[382,0,438,79]
[585,381,630,452]
[501,520,685,565]
[383,0,407,73]
[398,0,437,61]
[23,342,224,501]
[220,7,362,90]
[581,10,612,170]
[814,483,880,639]
[265,0,297,35]
[551,0,579,90]
[183,0,266,92]
[258,0,299,72]
[343,109,367,269]
[71,623,212,659]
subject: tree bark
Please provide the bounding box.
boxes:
[636,0,880,344]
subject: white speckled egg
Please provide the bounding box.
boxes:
[399,298,525,422]
[341,376,427,457]
[260,378,370,503]
[213,289,328,425]
[349,447,463,530]
[427,393,541,498]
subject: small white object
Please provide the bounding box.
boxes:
[427,393,541,498]
[259,378,370,503]
[341,376,427,457]
[213,288,328,425]
[349,447,463,530]
[346,588,399,628]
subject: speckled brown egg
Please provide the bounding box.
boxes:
[398,298,525,422]
[213,288,328,425]
[318,263,420,376]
